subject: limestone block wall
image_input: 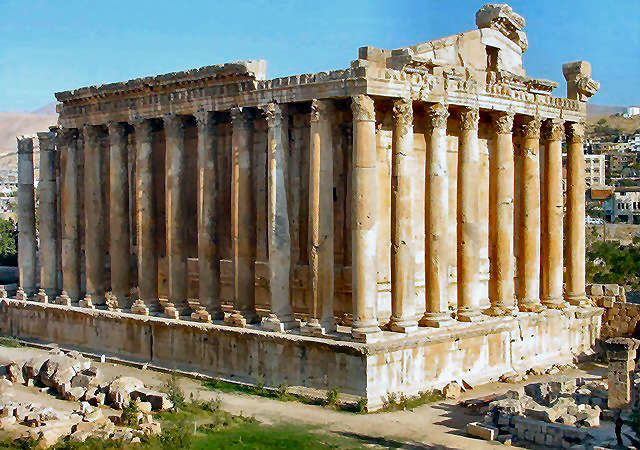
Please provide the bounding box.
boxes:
[593,283,640,339]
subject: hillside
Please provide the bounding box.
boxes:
[587,104,626,119]
[0,111,57,170]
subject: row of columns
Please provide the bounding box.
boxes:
[15,95,587,343]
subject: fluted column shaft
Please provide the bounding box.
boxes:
[566,122,587,305]
[164,114,188,315]
[487,112,516,316]
[389,98,417,332]
[108,122,131,308]
[227,107,259,326]
[17,136,37,298]
[421,103,454,327]
[516,117,544,312]
[132,117,156,314]
[37,130,59,299]
[350,95,381,341]
[305,99,336,334]
[82,125,107,306]
[58,129,81,302]
[195,110,223,319]
[261,102,298,332]
[541,119,565,309]
[457,107,483,321]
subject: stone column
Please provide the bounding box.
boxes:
[36,130,59,302]
[57,128,81,304]
[486,111,516,316]
[226,107,259,327]
[261,102,299,332]
[388,98,417,332]
[420,103,454,327]
[605,338,640,409]
[16,136,37,300]
[107,121,131,309]
[541,119,565,309]
[456,107,483,321]
[131,117,155,315]
[516,116,545,312]
[566,122,587,305]
[81,125,107,307]
[303,99,336,335]
[350,95,382,341]
[194,110,223,322]
[163,113,188,318]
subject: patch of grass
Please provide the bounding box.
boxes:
[0,337,22,348]
[379,390,444,412]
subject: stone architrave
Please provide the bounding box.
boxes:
[131,116,156,315]
[302,99,336,335]
[195,110,223,322]
[262,102,299,332]
[486,111,517,316]
[421,103,455,327]
[456,107,483,322]
[388,98,418,332]
[225,107,259,327]
[57,128,81,304]
[605,338,640,409]
[516,116,545,312]
[163,113,188,319]
[350,95,382,341]
[80,125,107,308]
[17,136,37,299]
[565,122,588,305]
[107,121,131,309]
[37,130,59,300]
[541,119,566,309]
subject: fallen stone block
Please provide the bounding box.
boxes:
[63,386,86,402]
[137,401,153,414]
[504,387,525,400]
[5,362,24,384]
[467,422,498,441]
[524,405,561,423]
[603,284,619,296]
[442,382,461,400]
[107,376,145,410]
[22,355,49,381]
[556,414,577,425]
[130,387,173,411]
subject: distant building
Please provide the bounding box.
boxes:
[604,186,640,223]
[623,106,640,118]
[585,154,605,187]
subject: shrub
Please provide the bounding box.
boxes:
[120,400,140,428]
[325,388,339,406]
[0,218,17,266]
[162,371,185,410]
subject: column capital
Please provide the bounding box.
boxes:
[566,122,585,144]
[56,127,78,146]
[310,99,334,123]
[425,103,449,130]
[162,113,185,136]
[132,115,153,143]
[107,121,127,147]
[230,106,252,127]
[351,94,375,122]
[37,130,56,151]
[194,109,216,129]
[392,98,413,132]
[542,118,565,141]
[491,111,515,135]
[518,115,542,139]
[82,124,102,143]
[458,107,480,131]
[17,136,34,153]
[262,102,282,126]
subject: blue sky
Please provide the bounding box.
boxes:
[1,0,638,111]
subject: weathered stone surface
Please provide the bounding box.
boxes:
[443,382,462,400]
[107,377,145,410]
[467,422,498,441]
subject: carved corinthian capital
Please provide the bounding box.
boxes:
[194,109,216,131]
[542,119,565,141]
[82,124,103,144]
[230,106,252,128]
[351,95,375,122]
[519,116,541,139]
[262,102,282,127]
[107,121,127,147]
[163,113,184,137]
[458,107,479,131]
[492,111,515,135]
[566,122,585,144]
[392,98,413,135]
[132,115,153,144]
[425,103,449,130]
[56,127,77,148]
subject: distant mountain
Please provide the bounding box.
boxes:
[0,111,58,170]
[587,104,626,118]
[32,102,58,114]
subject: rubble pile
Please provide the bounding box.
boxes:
[0,348,172,446]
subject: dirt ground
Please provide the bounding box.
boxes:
[0,345,608,449]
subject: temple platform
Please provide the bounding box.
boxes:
[0,298,603,410]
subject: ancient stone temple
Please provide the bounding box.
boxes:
[2,4,604,408]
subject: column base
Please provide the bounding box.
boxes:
[387,317,419,333]
[190,307,212,323]
[105,292,121,312]
[130,299,150,316]
[456,310,484,322]
[15,287,27,302]
[34,289,48,304]
[541,297,568,310]
[55,291,72,306]
[351,326,383,343]
[419,312,455,328]
[224,310,260,328]
[79,295,95,309]
[263,314,301,333]
[518,302,546,313]
[164,303,180,319]
[565,293,590,306]
[483,305,518,317]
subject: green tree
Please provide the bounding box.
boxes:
[0,218,17,266]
